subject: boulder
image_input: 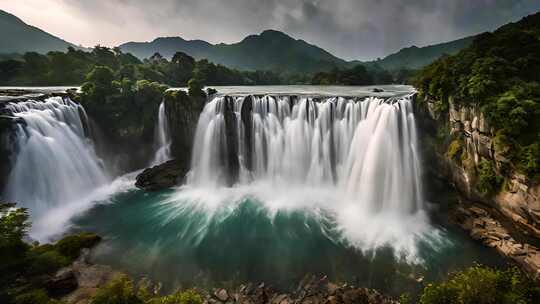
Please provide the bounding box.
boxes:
[135,160,187,191]
[45,267,78,297]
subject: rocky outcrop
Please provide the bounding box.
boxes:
[454,204,540,281]
[163,90,205,168]
[417,94,540,277]
[420,95,540,238]
[207,275,397,304]
[135,159,187,191]
[59,248,120,304]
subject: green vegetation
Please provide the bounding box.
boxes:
[310,64,393,85]
[446,139,463,161]
[1,202,206,304]
[476,159,504,195]
[368,36,475,71]
[414,12,540,181]
[91,275,203,304]
[1,202,101,304]
[91,275,143,304]
[419,265,540,304]
[0,46,284,86]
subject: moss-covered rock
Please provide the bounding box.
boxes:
[55,233,101,260]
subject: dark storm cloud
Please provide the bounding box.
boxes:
[5,0,540,60]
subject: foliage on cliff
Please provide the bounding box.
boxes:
[80,67,169,141]
[414,12,540,180]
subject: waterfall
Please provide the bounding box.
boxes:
[151,101,172,165]
[3,97,109,239]
[174,93,431,259]
[188,94,423,213]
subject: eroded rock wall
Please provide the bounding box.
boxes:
[417,95,540,239]
[163,90,205,169]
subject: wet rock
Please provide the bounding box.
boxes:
[135,159,187,191]
[62,248,121,304]
[215,276,397,304]
[454,204,540,281]
[45,267,78,297]
[215,288,229,302]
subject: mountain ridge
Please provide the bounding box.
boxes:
[0,9,81,54]
[120,29,348,73]
[120,29,476,73]
[0,8,480,73]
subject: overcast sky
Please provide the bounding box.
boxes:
[1,0,540,60]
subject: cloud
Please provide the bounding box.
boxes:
[1,0,539,60]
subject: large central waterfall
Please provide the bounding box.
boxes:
[3,97,110,240]
[163,93,432,260]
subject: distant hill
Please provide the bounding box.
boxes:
[121,29,478,73]
[366,36,476,70]
[0,8,495,74]
[120,30,348,73]
[0,9,80,54]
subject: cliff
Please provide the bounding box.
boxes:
[163,89,205,167]
[416,94,540,279]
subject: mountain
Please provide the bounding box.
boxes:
[0,9,80,54]
[120,30,348,73]
[120,37,214,62]
[367,36,476,70]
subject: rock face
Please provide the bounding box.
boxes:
[419,95,540,238]
[163,90,205,168]
[135,159,187,191]
[454,204,540,281]
[62,248,121,304]
[416,94,540,277]
[207,275,397,304]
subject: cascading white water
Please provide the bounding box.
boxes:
[3,97,110,239]
[151,101,172,165]
[189,94,422,211]
[170,93,435,261]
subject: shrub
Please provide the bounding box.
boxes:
[55,232,101,260]
[517,143,540,178]
[0,203,30,281]
[476,159,503,195]
[26,248,70,275]
[187,78,204,98]
[152,289,203,304]
[13,289,60,304]
[419,266,540,304]
[91,275,143,304]
[446,139,463,161]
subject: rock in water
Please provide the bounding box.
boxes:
[135,160,187,191]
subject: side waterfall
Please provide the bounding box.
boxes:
[3,97,110,239]
[151,101,172,165]
[166,93,435,260]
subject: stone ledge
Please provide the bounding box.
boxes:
[454,204,540,281]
